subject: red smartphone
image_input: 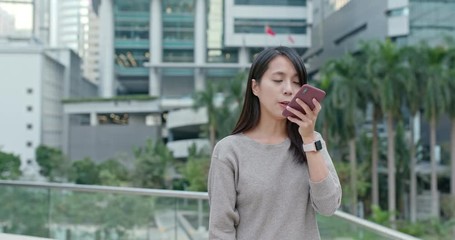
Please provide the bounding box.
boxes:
[282,84,326,118]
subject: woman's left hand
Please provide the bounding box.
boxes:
[285,98,322,141]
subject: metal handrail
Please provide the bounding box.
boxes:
[0,180,421,240]
[0,180,207,199]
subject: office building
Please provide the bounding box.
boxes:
[49,0,100,83]
[305,0,455,74]
[63,0,312,161]
[0,40,96,177]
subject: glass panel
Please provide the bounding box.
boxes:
[0,184,414,240]
[0,186,51,237]
[176,198,209,239]
[318,215,389,240]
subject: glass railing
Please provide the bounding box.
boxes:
[0,180,420,240]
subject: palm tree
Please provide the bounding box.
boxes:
[217,71,247,138]
[193,81,220,149]
[401,44,427,222]
[422,45,449,218]
[314,68,337,142]
[369,39,406,224]
[444,37,455,198]
[328,55,365,216]
[359,41,383,208]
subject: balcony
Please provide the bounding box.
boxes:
[0,180,420,240]
[115,66,149,77]
[167,139,210,159]
[166,108,207,130]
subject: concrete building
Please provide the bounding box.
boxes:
[305,0,455,74]
[0,39,96,176]
[62,0,312,161]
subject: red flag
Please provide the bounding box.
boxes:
[265,25,276,36]
[288,35,295,44]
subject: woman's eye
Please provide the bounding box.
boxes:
[293,81,300,85]
[273,80,283,83]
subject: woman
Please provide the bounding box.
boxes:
[208,46,341,240]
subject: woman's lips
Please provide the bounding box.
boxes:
[279,101,290,108]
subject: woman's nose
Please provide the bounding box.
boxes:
[283,82,293,96]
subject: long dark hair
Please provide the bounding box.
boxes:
[232,46,308,164]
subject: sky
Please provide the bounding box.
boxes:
[0,3,33,30]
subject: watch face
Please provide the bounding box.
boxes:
[315,140,322,151]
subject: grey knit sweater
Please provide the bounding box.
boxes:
[208,132,341,240]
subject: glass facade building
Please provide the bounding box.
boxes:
[394,0,455,46]
[113,0,150,94]
[95,0,311,99]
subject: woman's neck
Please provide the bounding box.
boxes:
[245,116,288,144]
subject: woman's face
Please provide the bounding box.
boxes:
[252,55,301,120]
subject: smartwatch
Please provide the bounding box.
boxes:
[303,140,323,152]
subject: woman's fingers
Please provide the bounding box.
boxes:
[312,98,322,115]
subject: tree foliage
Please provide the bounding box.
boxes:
[0,150,21,180]
[69,158,100,185]
[182,144,211,192]
[35,145,69,181]
[133,139,174,189]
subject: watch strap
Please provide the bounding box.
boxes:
[303,140,322,152]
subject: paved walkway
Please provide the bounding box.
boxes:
[154,211,190,240]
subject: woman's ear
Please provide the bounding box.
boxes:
[252,79,259,96]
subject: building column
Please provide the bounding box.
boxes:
[149,68,161,97]
[99,0,115,97]
[90,112,98,126]
[239,46,249,65]
[195,68,205,92]
[149,0,162,97]
[194,0,207,91]
[62,114,69,156]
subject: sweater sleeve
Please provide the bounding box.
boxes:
[309,133,342,216]
[208,154,239,240]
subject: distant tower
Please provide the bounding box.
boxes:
[50,0,99,83]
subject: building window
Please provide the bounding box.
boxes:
[26,124,33,130]
[27,88,33,94]
[235,0,306,6]
[207,49,239,63]
[163,49,194,62]
[386,7,409,17]
[27,106,33,112]
[26,141,33,147]
[115,49,149,68]
[334,23,367,45]
[234,18,307,34]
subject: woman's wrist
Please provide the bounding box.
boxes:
[302,132,316,143]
